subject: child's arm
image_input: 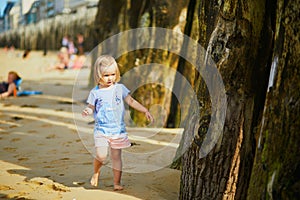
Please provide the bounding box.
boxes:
[124,95,154,122]
[82,104,95,117]
[0,83,15,98]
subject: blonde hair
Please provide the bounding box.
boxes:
[8,71,20,81]
[94,55,121,85]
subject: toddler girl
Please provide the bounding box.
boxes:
[82,55,153,190]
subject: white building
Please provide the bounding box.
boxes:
[1,0,99,32]
[50,0,99,15]
[9,1,20,29]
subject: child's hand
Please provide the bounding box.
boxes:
[145,111,154,123]
[82,107,93,117]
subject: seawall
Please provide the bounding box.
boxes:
[0,7,97,51]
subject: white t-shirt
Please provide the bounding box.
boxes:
[87,83,130,137]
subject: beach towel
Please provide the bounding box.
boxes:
[17,90,43,96]
[13,78,43,96]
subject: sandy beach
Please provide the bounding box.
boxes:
[0,49,182,200]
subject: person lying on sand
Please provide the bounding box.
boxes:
[0,71,21,99]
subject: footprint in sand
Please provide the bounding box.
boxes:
[20,104,39,108]
[3,147,17,152]
[131,142,140,146]
[10,138,21,142]
[7,169,28,176]
[57,101,72,105]
[46,134,57,139]
[27,130,38,134]
[26,177,70,192]
[43,166,55,169]
[17,157,29,161]
[60,158,70,161]
[63,141,73,145]
[5,191,29,199]
[49,183,70,192]
[82,162,93,165]
[12,116,23,121]
[0,184,13,191]
[41,124,53,128]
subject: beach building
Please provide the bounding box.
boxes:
[0,0,99,32]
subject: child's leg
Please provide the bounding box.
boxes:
[90,146,108,187]
[110,148,123,190]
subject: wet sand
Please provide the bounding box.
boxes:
[0,49,181,200]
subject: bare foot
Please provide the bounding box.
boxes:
[114,184,124,191]
[90,173,99,187]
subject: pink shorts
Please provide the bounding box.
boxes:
[94,133,131,149]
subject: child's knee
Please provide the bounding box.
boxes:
[110,152,121,161]
[95,146,108,163]
[96,155,107,163]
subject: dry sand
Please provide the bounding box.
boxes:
[0,49,182,200]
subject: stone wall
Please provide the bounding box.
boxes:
[0,7,97,52]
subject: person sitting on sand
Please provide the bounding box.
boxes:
[48,47,87,71]
[0,71,21,99]
[70,54,87,69]
[48,47,70,71]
